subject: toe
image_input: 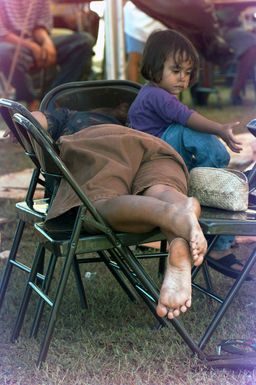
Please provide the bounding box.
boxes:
[185,298,192,308]
[193,254,204,267]
[167,310,175,319]
[156,303,168,317]
[172,308,180,317]
[180,304,188,313]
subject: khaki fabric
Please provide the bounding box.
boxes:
[46,124,189,221]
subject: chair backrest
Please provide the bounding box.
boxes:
[39,80,141,198]
[0,98,38,163]
[13,112,111,234]
[0,98,60,173]
[40,80,141,123]
[0,98,51,205]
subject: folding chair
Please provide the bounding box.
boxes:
[4,80,256,369]
[0,80,151,311]
[39,79,167,275]
[0,81,167,364]
[0,99,48,310]
[11,109,172,366]
[0,98,87,311]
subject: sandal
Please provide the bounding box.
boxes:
[206,253,254,281]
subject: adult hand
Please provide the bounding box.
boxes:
[41,40,57,67]
[26,40,45,68]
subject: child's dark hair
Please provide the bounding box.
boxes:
[141,29,199,85]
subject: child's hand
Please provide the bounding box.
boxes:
[221,122,243,153]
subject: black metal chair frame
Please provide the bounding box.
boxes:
[0,99,48,310]
[14,107,256,368]
[0,98,88,312]
[2,80,256,368]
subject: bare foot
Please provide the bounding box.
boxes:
[163,197,207,267]
[156,238,192,319]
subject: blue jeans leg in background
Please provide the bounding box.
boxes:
[0,43,36,102]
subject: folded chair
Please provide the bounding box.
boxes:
[0,80,152,312]
[0,99,48,310]
[4,80,256,369]
[0,81,167,364]
[0,97,90,312]
[11,109,172,366]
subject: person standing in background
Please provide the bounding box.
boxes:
[124,1,166,82]
[216,4,256,105]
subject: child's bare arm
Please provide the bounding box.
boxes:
[187,111,243,153]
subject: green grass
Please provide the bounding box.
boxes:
[1,86,256,384]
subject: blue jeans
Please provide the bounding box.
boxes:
[0,32,94,102]
[161,123,234,251]
[161,123,230,171]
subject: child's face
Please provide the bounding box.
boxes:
[157,54,193,96]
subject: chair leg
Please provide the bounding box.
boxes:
[37,206,85,367]
[11,243,45,342]
[72,255,88,309]
[31,252,90,335]
[199,245,256,350]
[30,252,57,338]
[110,244,206,358]
[0,220,25,310]
[36,245,79,366]
[158,240,167,277]
[98,249,138,303]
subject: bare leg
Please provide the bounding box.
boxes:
[126,51,142,82]
[95,187,207,263]
[94,185,207,318]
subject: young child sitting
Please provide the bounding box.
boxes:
[128,29,242,171]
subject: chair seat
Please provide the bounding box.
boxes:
[35,220,165,254]
[200,206,256,235]
[16,198,49,222]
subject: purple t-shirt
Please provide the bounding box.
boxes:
[128,83,194,138]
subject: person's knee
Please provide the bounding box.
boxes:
[143,184,177,198]
[74,32,95,49]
